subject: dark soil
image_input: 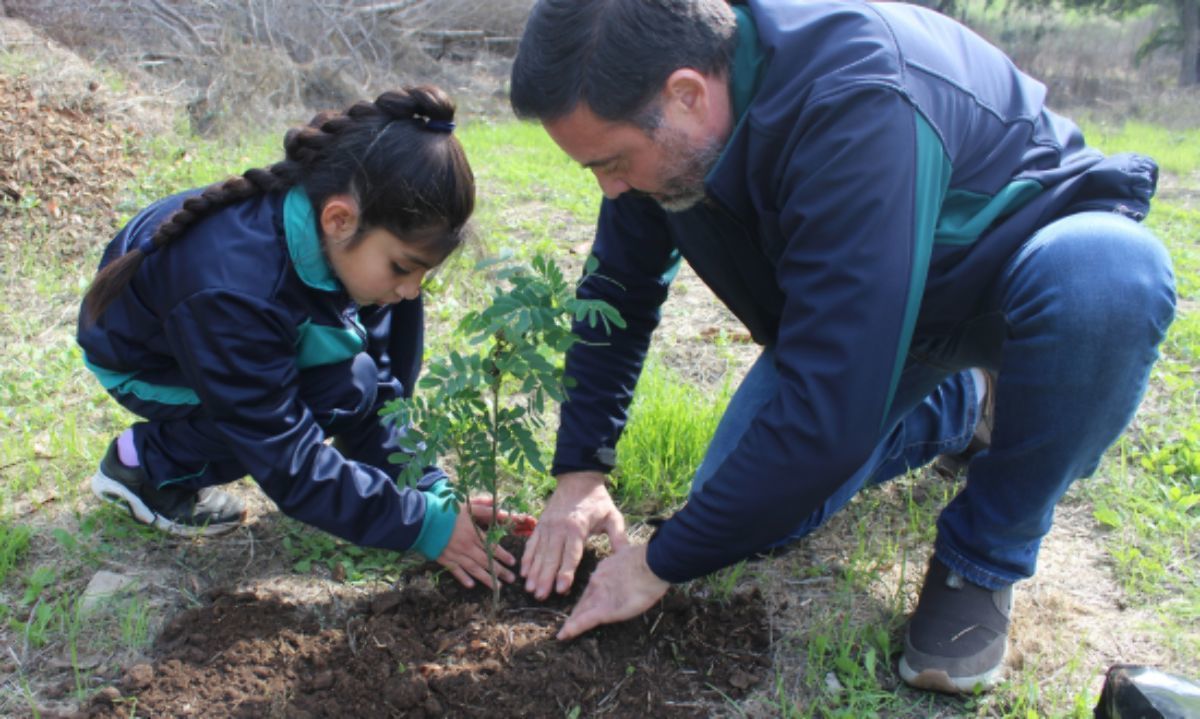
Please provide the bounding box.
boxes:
[81,541,770,718]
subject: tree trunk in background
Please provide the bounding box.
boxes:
[1182,0,1200,86]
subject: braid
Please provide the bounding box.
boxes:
[81,158,298,324]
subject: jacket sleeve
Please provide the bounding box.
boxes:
[551,195,681,475]
[163,289,456,558]
[647,87,948,582]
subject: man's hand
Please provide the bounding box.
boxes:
[557,544,669,640]
[522,471,629,600]
[436,496,522,589]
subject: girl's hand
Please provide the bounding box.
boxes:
[436,496,524,589]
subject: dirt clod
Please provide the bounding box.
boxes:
[88,687,120,706]
[121,664,153,690]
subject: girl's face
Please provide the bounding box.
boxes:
[320,196,440,306]
[326,227,436,306]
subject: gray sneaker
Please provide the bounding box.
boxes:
[899,557,1012,693]
[90,439,246,537]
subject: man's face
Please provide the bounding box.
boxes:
[544,102,724,213]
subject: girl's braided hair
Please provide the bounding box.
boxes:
[83,85,474,323]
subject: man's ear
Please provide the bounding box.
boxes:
[662,68,710,119]
[660,67,732,141]
[319,194,360,242]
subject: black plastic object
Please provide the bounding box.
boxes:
[1094,665,1200,719]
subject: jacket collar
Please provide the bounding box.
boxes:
[729,4,767,123]
[284,186,342,292]
[704,4,768,219]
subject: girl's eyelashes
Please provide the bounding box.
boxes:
[391,262,411,276]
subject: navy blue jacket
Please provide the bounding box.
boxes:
[552,0,1158,582]
[77,188,458,557]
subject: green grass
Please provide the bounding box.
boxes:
[120,126,283,219]
[459,119,599,228]
[0,522,33,586]
[1080,121,1200,178]
[609,358,734,518]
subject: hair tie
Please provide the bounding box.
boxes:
[425,119,455,133]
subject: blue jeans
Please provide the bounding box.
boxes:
[691,212,1176,589]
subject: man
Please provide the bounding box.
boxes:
[510,0,1175,693]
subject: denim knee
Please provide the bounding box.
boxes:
[1001,212,1175,360]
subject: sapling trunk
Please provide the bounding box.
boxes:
[485,339,503,612]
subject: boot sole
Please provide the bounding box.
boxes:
[91,470,244,537]
[898,654,1004,694]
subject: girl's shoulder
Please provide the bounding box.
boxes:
[154,191,293,305]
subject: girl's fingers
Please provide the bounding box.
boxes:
[467,538,516,582]
[446,562,475,588]
[492,543,516,568]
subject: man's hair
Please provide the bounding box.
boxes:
[510,0,738,127]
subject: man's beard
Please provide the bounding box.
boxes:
[648,126,725,213]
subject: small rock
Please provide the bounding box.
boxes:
[80,571,139,613]
[423,696,443,715]
[729,668,758,690]
[123,663,154,690]
[824,671,844,695]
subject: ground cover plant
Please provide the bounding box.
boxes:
[1,12,1198,719]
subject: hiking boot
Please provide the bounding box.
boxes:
[932,370,995,481]
[899,556,1012,694]
[90,439,246,537]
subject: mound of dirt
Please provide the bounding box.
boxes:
[81,545,770,719]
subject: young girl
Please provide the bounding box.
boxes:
[77,86,518,590]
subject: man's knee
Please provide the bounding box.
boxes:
[1006,213,1175,345]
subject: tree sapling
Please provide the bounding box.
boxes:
[384,253,623,610]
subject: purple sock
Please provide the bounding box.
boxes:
[117,428,140,467]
